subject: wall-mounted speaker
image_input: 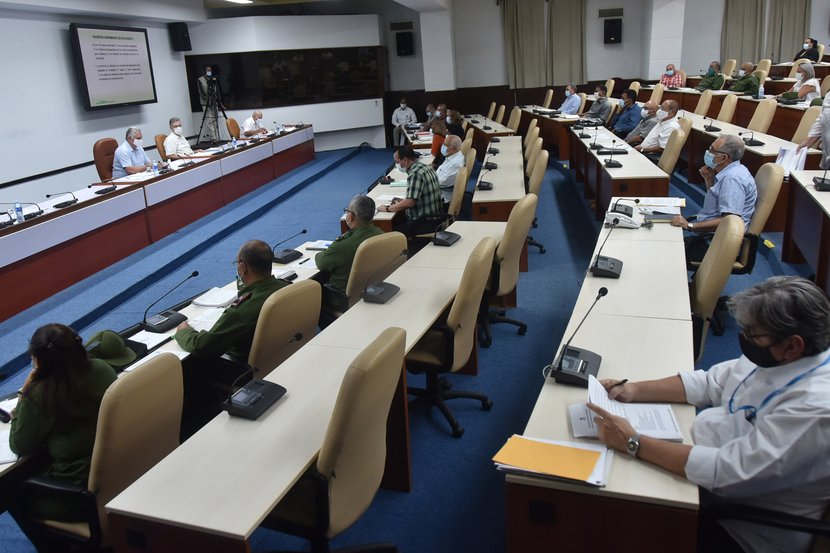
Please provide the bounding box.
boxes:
[396,31,414,56]
[168,22,192,52]
[604,19,622,44]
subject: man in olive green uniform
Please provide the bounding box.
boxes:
[695,61,725,91]
[175,239,288,437]
[316,195,383,326]
[729,62,760,96]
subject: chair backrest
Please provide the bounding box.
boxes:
[486,101,496,120]
[317,326,405,537]
[523,127,540,159]
[460,137,473,157]
[525,138,543,178]
[577,92,587,114]
[464,127,474,143]
[649,83,664,105]
[716,94,738,123]
[88,352,183,544]
[604,102,618,125]
[657,128,687,175]
[154,134,168,162]
[226,117,240,139]
[752,69,768,88]
[93,138,118,181]
[345,232,407,307]
[524,119,538,148]
[722,58,737,77]
[747,98,776,133]
[819,44,826,60]
[465,148,476,181]
[690,215,745,361]
[789,59,809,78]
[494,194,537,297]
[756,58,772,74]
[527,150,549,196]
[694,90,713,116]
[248,280,321,378]
[447,166,468,219]
[542,89,553,109]
[743,161,783,245]
[461,119,469,132]
[446,237,497,371]
[604,78,615,97]
[678,69,687,86]
[629,81,641,94]
[793,106,823,144]
[506,107,522,131]
[494,104,506,124]
[677,116,692,136]
[821,75,830,97]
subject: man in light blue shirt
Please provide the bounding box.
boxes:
[112,127,152,179]
[670,134,757,265]
[558,84,580,115]
[610,89,642,137]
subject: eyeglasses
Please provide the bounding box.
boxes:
[707,147,726,156]
[231,259,243,266]
[343,208,354,215]
[739,329,778,343]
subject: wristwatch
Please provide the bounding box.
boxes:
[626,432,642,458]
[687,222,694,232]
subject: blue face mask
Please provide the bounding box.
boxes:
[440,144,449,156]
[666,69,674,76]
[703,150,721,169]
[565,90,571,97]
[707,67,715,77]
[619,99,626,108]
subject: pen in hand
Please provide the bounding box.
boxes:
[609,379,628,390]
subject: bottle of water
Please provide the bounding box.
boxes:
[152,161,159,176]
[14,202,24,223]
[758,84,764,99]
[231,137,237,150]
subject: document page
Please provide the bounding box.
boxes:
[189,308,224,332]
[192,287,237,308]
[0,429,18,465]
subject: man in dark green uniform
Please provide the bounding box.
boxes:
[729,62,760,96]
[175,239,288,437]
[695,61,725,91]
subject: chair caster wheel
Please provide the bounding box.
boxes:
[481,337,492,348]
[518,328,527,336]
[440,378,452,391]
[539,247,546,254]
[452,426,465,438]
[482,399,493,411]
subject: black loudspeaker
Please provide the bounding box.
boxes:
[168,22,192,52]
[604,19,622,44]
[396,32,414,56]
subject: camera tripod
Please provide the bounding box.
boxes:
[198,77,228,145]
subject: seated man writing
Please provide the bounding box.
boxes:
[588,276,830,553]
[377,146,443,241]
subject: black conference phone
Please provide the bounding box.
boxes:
[222,379,287,420]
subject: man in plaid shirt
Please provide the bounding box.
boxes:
[660,64,684,88]
[377,145,443,238]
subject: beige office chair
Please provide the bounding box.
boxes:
[789,59,810,78]
[657,128,687,175]
[717,74,729,90]
[524,119,538,148]
[716,93,738,123]
[542,89,554,109]
[226,117,241,140]
[526,150,549,254]
[793,106,822,145]
[690,215,745,361]
[606,102,620,125]
[577,93,588,115]
[249,280,320,378]
[605,78,615,97]
[694,90,714,116]
[460,137,473,157]
[154,134,168,162]
[523,127,540,160]
[677,116,692,136]
[479,194,537,347]
[821,75,830,97]
[92,138,118,181]
[406,237,497,437]
[465,148,476,182]
[649,83,664,105]
[464,126,474,143]
[629,81,641,94]
[756,58,772,75]
[14,353,184,549]
[506,107,522,132]
[722,58,737,77]
[525,138,543,180]
[752,69,768,89]
[819,44,826,60]
[320,232,407,323]
[261,327,405,552]
[486,101,496,120]
[494,104,506,125]
[446,166,469,220]
[747,98,776,133]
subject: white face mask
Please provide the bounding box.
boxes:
[206,71,212,77]
[803,43,810,50]
[655,109,668,121]
[173,126,183,136]
[396,162,405,172]
[132,138,143,149]
[738,69,746,77]
[400,104,406,109]
[446,116,452,124]
[640,108,649,118]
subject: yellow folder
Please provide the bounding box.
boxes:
[493,435,601,482]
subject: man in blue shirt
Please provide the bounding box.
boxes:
[112,127,152,179]
[610,89,642,137]
[558,84,581,115]
[670,134,757,265]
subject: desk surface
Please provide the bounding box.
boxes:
[683,112,821,158]
[791,170,830,217]
[573,127,668,180]
[473,136,526,204]
[464,114,516,135]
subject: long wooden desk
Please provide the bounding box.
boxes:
[105,220,508,553]
[518,105,581,161]
[782,170,830,296]
[463,113,515,160]
[569,126,670,219]
[684,76,797,96]
[404,127,434,150]
[505,201,698,553]
[0,127,315,323]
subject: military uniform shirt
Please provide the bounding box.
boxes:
[315,224,384,292]
[729,74,760,96]
[695,72,725,91]
[175,275,288,362]
[404,160,443,221]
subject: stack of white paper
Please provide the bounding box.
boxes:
[192,287,237,308]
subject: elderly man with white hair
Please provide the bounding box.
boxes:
[163,116,198,160]
[112,126,152,179]
[434,134,465,206]
[241,110,267,137]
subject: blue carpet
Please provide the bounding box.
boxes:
[0,147,811,552]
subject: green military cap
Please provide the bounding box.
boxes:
[84,330,137,368]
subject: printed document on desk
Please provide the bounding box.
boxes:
[493,435,611,487]
[0,429,18,465]
[573,375,683,441]
[192,287,237,308]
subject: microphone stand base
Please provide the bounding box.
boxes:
[142,310,187,333]
[551,347,602,387]
[814,177,830,192]
[604,160,623,168]
[591,256,623,278]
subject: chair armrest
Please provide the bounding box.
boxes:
[321,283,349,314]
[15,476,102,543]
[708,503,830,538]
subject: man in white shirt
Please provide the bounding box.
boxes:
[391,97,417,146]
[635,99,681,162]
[435,135,465,205]
[241,110,267,137]
[163,117,199,160]
[112,127,152,179]
[588,276,830,553]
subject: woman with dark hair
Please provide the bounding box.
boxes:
[794,37,819,63]
[9,324,117,519]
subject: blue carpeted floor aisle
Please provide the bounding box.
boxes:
[0,146,810,552]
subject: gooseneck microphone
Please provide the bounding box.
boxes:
[551,287,608,386]
[604,139,623,168]
[362,249,408,304]
[590,220,624,279]
[142,270,200,333]
[45,191,79,209]
[589,125,602,150]
[703,117,721,133]
[0,202,44,221]
[739,130,764,147]
[610,197,639,217]
[272,229,308,264]
[814,166,830,191]
[482,114,492,131]
[88,183,117,195]
[0,212,13,230]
